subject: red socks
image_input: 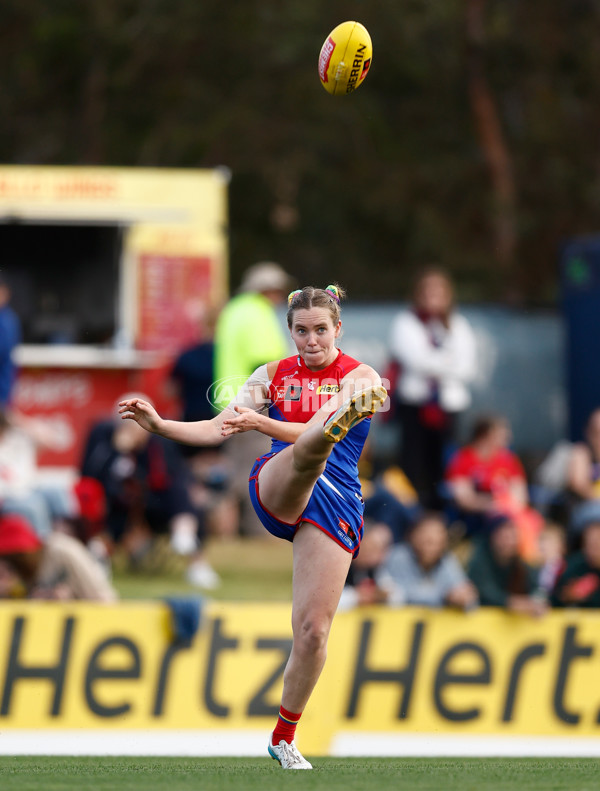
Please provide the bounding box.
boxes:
[272,705,302,744]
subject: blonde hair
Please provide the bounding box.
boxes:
[286,284,346,328]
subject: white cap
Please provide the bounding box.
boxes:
[239,261,294,294]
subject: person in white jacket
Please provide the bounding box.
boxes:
[389,268,477,507]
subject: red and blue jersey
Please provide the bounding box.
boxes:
[266,349,369,498]
[248,349,372,555]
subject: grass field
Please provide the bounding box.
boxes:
[111,537,294,600]
[0,757,598,791]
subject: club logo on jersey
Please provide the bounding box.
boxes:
[285,384,302,401]
[307,380,316,391]
[274,384,302,402]
[317,384,340,395]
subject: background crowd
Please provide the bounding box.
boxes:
[0,263,599,613]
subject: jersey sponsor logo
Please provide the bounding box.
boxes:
[317,384,340,395]
[339,518,350,534]
[337,528,354,548]
[339,517,358,544]
[282,370,299,380]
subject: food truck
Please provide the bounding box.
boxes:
[0,166,228,468]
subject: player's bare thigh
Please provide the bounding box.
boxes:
[257,446,325,524]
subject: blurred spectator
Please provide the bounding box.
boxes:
[80,395,219,589]
[567,407,600,507]
[363,466,421,543]
[531,439,573,521]
[552,517,600,608]
[169,303,219,427]
[537,522,567,600]
[213,261,292,536]
[377,512,478,609]
[338,523,393,611]
[0,409,78,538]
[0,513,117,601]
[0,276,21,408]
[468,514,546,616]
[445,414,543,560]
[186,449,239,540]
[167,305,239,539]
[388,267,477,508]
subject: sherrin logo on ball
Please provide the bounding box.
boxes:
[318,21,372,95]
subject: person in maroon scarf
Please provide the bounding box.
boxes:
[388,268,477,508]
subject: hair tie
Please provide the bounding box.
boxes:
[287,289,302,306]
[325,284,340,303]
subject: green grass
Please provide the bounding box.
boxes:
[112,537,294,601]
[0,757,598,791]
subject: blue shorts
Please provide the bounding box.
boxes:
[248,452,364,557]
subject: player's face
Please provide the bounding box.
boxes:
[290,308,341,370]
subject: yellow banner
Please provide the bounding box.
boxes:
[1,602,600,754]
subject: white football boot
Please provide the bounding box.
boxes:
[268,735,313,769]
[323,385,388,443]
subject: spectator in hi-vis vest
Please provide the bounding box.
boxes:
[213,262,293,536]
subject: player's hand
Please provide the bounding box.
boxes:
[221,406,262,436]
[118,398,163,434]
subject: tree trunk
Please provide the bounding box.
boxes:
[466,0,518,291]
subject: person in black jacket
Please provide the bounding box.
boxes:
[552,518,600,608]
[81,394,219,589]
[468,513,546,617]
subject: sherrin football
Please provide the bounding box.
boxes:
[318,21,372,95]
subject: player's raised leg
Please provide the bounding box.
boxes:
[258,385,387,523]
[268,522,352,769]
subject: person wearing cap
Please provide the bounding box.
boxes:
[0,512,117,601]
[214,262,292,410]
[213,262,292,536]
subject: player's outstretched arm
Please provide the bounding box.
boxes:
[220,363,384,444]
[118,398,224,446]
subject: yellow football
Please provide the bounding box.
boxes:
[318,21,373,96]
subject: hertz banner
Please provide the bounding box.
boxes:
[1,602,600,756]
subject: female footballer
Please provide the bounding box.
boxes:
[119,285,387,769]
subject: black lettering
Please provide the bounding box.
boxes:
[502,644,546,722]
[204,618,239,717]
[153,643,189,717]
[553,625,593,725]
[357,44,366,54]
[84,637,141,717]
[434,642,491,722]
[1,616,74,717]
[353,58,363,68]
[247,638,293,717]
[346,620,424,719]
